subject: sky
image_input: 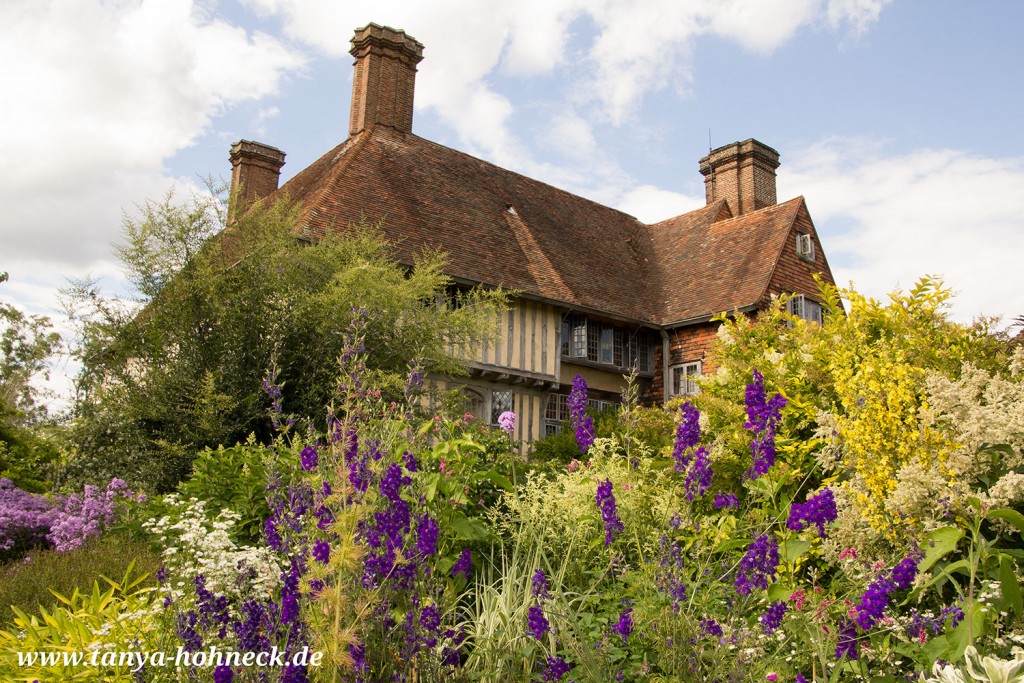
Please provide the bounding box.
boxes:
[2,0,1023,410]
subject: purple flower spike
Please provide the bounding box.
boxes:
[735,534,779,595]
[613,608,633,642]
[787,488,838,538]
[673,402,701,471]
[743,370,786,479]
[527,604,549,640]
[312,540,330,564]
[300,445,318,471]
[543,656,570,681]
[596,479,624,546]
[452,548,472,581]
[568,374,595,453]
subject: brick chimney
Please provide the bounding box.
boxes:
[348,23,424,136]
[699,139,780,216]
[228,140,286,222]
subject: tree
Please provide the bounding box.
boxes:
[0,273,62,490]
[64,189,506,491]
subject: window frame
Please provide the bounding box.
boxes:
[670,361,702,396]
[796,233,815,262]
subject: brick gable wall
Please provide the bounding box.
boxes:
[762,208,836,305]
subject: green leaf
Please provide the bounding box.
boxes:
[422,473,439,502]
[919,526,963,574]
[988,508,1024,535]
[471,470,513,491]
[783,539,811,563]
[715,538,748,554]
[998,554,1023,618]
[448,514,490,541]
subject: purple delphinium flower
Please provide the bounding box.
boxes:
[700,618,724,638]
[176,610,202,651]
[760,601,788,634]
[527,605,549,640]
[280,664,308,683]
[402,450,418,472]
[453,548,472,581]
[684,447,713,501]
[416,515,440,557]
[441,627,466,667]
[743,370,787,480]
[656,536,687,612]
[714,492,739,509]
[855,554,919,629]
[543,656,571,682]
[835,617,858,661]
[855,573,894,630]
[213,665,234,683]
[891,555,919,590]
[265,517,282,551]
[312,540,330,564]
[350,641,368,677]
[613,608,633,642]
[787,488,838,538]
[595,479,624,546]
[498,410,516,435]
[405,360,424,401]
[300,445,318,472]
[531,568,550,601]
[420,604,442,648]
[735,534,779,595]
[567,374,595,453]
[673,402,701,472]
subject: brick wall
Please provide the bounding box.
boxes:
[762,208,837,305]
[642,321,721,403]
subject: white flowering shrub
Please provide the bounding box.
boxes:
[143,495,281,605]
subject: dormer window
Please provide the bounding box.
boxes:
[796,233,815,262]
[789,294,823,324]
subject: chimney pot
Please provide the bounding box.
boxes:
[228,140,286,223]
[348,23,424,137]
[699,139,780,216]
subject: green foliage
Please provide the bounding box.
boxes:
[176,437,273,543]
[62,189,506,491]
[0,534,161,629]
[0,562,162,682]
[0,272,62,491]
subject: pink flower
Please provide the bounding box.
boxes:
[839,547,858,561]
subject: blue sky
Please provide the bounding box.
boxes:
[2,0,1023,406]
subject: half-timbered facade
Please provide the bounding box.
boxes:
[226,24,837,446]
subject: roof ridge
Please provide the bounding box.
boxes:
[295,130,375,233]
[400,130,648,226]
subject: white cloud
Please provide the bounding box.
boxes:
[780,138,1024,324]
[614,185,704,224]
[0,0,304,267]
[238,0,889,163]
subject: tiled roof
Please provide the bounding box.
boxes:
[649,196,807,323]
[272,124,808,326]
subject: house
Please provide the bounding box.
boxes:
[226,23,836,444]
